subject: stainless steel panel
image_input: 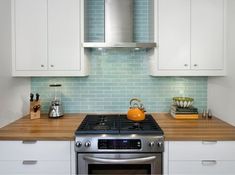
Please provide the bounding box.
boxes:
[75,134,164,153]
[82,42,157,48]
[83,155,157,164]
[84,0,157,48]
[77,153,162,175]
[105,0,133,42]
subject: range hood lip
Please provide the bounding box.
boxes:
[82,42,157,48]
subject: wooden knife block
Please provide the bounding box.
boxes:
[30,100,41,120]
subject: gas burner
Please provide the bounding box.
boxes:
[129,122,144,130]
[93,124,110,130]
[121,122,144,131]
[96,121,106,126]
[99,116,108,123]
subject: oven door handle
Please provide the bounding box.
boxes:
[83,156,157,164]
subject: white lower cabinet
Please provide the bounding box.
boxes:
[0,161,70,175]
[0,141,71,175]
[168,141,235,175]
[71,141,76,175]
[163,141,169,175]
[169,160,235,175]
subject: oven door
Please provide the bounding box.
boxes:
[77,153,162,175]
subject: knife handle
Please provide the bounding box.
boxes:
[30,93,34,102]
[33,105,41,112]
[36,93,40,101]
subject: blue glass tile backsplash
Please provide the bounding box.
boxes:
[31,0,207,113]
[31,49,207,113]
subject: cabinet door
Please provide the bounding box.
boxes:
[48,0,81,71]
[158,0,190,70]
[191,0,224,70]
[0,161,70,175]
[13,0,47,71]
[169,160,235,175]
[0,141,70,161]
[169,141,235,161]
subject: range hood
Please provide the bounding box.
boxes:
[83,0,156,48]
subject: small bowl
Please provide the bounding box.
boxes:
[173,97,194,108]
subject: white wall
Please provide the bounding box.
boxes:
[0,0,30,127]
[208,0,235,126]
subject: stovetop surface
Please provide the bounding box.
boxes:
[75,114,164,135]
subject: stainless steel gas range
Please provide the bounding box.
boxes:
[74,114,164,175]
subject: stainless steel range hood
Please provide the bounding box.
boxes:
[83,0,156,48]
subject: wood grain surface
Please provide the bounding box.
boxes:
[153,113,235,141]
[0,114,85,141]
[0,113,235,141]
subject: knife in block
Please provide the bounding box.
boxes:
[30,94,41,119]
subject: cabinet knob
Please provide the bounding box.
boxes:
[184,64,188,67]
[41,65,44,67]
[50,65,54,67]
[194,64,198,67]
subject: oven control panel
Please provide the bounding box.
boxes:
[98,139,141,149]
[75,135,164,152]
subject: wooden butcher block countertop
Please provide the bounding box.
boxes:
[152,113,235,141]
[0,114,85,141]
[0,113,235,141]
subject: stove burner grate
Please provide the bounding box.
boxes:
[75,114,164,135]
[93,124,110,130]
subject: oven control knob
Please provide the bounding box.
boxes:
[149,141,155,147]
[75,141,82,147]
[85,141,91,147]
[157,142,163,147]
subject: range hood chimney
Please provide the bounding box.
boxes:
[83,0,156,48]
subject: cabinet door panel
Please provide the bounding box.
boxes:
[158,0,190,70]
[169,160,235,175]
[0,161,70,175]
[0,141,70,161]
[14,0,47,71]
[48,0,81,71]
[191,0,224,70]
[169,141,235,161]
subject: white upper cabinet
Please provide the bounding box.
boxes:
[191,0,224,70]
[12,0,89,77]
[158,0,190,70]
[48,0,80,71]
[150,0,226,76]
[14,0,47,71]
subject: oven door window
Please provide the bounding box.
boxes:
[88,164,151,174]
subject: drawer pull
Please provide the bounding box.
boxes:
[22,140,37,144]
[201,160,217,166]
[202,141,217,145]
[22,160,38,165]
